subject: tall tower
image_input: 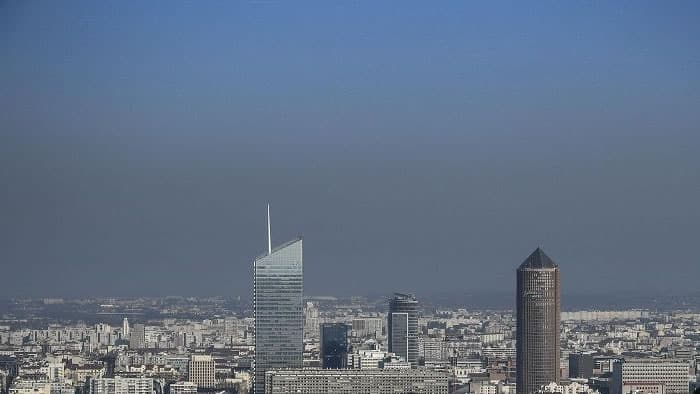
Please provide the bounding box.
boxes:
[388,293,419,367]
[122,317,130,338]
[253,205,303,394]
[516,247,561,394]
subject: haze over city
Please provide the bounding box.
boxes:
[4,2,700,394]
[2,1,699,299]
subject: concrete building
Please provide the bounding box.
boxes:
[264,369,449,394]
[420,337,444,361]
[516,247,561,394]
[537,382,600,394]
[347,349,392,370]
[569,352,594,379]
[187,355,215,389]
[351,318,383,338]
[90,377,153,394]
[129,324,145,350]
[9,382,51,394]
[611,359,689,394]
[388,293,419,367]
[168,382,196,394]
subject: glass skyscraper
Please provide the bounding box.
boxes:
[320,323,349,369]
[253,237,303,394]
[388,293,419,367]
[516,247,561,394]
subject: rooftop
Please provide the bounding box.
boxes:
[519,247,558,269]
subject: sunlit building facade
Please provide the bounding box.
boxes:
[253,237,303,394]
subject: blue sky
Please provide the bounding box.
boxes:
[1,1,699,298]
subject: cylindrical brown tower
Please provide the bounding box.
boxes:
[516,247,561,394]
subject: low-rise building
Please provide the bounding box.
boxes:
[264,368,449,394]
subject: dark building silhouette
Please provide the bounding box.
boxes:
[516,248,561,394]
[388,293,419,367]
[569,352,594,379]
[99,353,117,378]
[320,323,349,369]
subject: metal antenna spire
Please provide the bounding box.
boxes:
[267,203,272,255]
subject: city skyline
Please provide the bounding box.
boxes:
[3,2,700,394]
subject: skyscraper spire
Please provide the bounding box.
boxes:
[267,204,272,255]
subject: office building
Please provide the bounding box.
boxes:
[611,359,689,394]
[569,352,594,379]
[90,378,153,394]
[253,206,304,394]
[320,323,349,369]
[188,355,215,389]
[516,247,561,394]
[264,369,449,394]
[388,293,419,367]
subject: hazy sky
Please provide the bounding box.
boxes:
[1,1,699,298]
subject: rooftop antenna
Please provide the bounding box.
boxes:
[267,203,272,255]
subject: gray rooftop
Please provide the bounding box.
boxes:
[519,247,558,269]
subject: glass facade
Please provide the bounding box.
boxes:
[388,293,419,367]
[320,323,349,369]
[253,238,303,394]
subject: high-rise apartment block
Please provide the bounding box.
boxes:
[516,248,561,394]
[129,324,145,350]
[188,355,215,388]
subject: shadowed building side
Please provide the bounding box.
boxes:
[320,323,350,369]
[388,293,419,367]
